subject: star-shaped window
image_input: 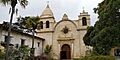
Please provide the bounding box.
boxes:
[62,26,69,34]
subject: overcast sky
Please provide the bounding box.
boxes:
[0,0,103,25]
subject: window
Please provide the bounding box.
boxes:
[82,17,87,26]
[114,49,120,56]
[40,21,43,29]
[15,44,19,48]
[4,35,7,42]
[37,24,41,30]
[46,21,49,28]
[4,35,11,43]
[38,42,40,47]
[21,39,25,45]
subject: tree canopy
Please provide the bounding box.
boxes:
[13,16,40,33]
[83,0,120,55]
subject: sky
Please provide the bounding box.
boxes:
[0,0,103,26]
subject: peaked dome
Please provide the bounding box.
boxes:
[40,4,54,18]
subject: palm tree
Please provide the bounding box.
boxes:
[23,16,40,30]
[0,0,28,60]
[18,16,40,59]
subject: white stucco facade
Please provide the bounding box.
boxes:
[36,4,91,59]
[0,25,45,56]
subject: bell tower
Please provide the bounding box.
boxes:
[36,2,55,48]
[78,8,90,29]
[37,3,55,32]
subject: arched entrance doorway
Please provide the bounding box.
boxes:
[60,44,71,60]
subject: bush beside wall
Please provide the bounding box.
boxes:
[74,56,115,60]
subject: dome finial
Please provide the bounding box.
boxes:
[46,1,49,8]
[82,7,85,13]
[47,1,49,5]
[40,1,54,18]
[47,1,49,8]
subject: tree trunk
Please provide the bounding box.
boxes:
[5,7,15,60]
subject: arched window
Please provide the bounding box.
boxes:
[40,21,43,29]
[46,21,49,28]
[82,17,87,26]
[37,24,41,30]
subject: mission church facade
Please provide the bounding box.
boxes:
[36,4,90,59]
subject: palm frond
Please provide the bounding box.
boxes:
[18,0,28,8]
[15,8,18,15]
[9,7,11,14]
[0,0,10,6]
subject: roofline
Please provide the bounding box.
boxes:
[0,24,45,41]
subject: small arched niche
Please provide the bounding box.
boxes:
[82,17,87,26]
[46,21,49,28]
[40,21,43,29]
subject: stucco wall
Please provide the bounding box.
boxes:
[36,32,53,49]
[0,29,44,56]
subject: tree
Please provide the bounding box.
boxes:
[0,43,30,60]
[15,16,40,31]
[0,0,28,60]
[83,0,120,55]
[0,45,5,60]
[83,26,94,46]
[40,45,52,60]
[44,45,52,55]
[15,16,40,59]
[14,45,30,60]
[8,45,30,60]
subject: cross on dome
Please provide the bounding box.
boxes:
[40,1,54,18]
[47,1,49,8]
[82,7,85,13]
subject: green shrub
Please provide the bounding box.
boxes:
[73,58,80,60]
[79,56,115,60]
